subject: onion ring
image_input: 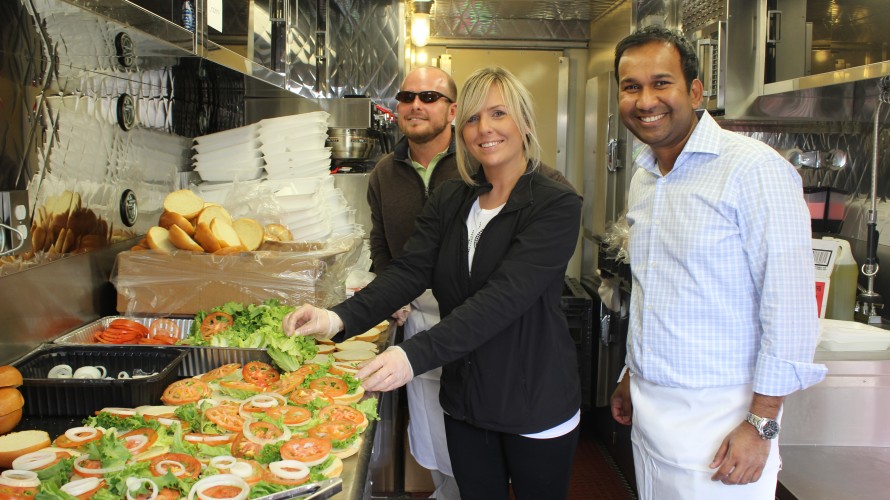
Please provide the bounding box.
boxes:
[11,450,56,471]
[268,460,310,481]
[155,459,188,477]
[126,477,159,500]
[0,470,40,488]
[65,426,99,442]
[242,420,291,446]
[60,477,102,496]
[185,433,234,444]
[187,474,249,500]
[48,364,72,378]
[238,393,286,419]
[209,456,237,469]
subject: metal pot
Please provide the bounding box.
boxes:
[327,128,378,159]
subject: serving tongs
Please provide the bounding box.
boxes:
[253,478,342,500]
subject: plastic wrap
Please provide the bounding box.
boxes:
[111,234,362,315]
[602,215,630,264]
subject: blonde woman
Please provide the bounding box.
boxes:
[284,67,582,499]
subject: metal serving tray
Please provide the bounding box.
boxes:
[53,316,272,377]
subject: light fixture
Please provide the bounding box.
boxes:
[411,1,433,47]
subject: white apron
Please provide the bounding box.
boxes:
[405,289,454,476]
[630,374,782,500]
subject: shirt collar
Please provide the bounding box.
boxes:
[637,109,720,176]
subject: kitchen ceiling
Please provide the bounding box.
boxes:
[429,0,627,41]
[433,0,625,22]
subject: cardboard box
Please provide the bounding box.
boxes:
[113,237,360,315]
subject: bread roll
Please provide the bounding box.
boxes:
[145,226,178,254]
[193,222,221,253]
[332,384,365,405]
[210,219,241,248]
[0,430,51,468]
[168,224,204,252]
[0,366,23,388]
[158,210,196,236]
[264,223,292,242]
[353,329,380,343]
[162,189,205,219]
[196,205,233,228]
[232,218,263,251]
[213,245,246,256]
[0,408,22,435]
[335,340,378,353]
[331,350,374,363]
[0,387,24,417]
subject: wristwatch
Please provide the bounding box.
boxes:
[745,412,780,440]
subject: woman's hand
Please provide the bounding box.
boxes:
[356,346,414,392]
[282,304,343,341]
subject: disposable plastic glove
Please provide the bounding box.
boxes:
[596,269,622,312]
[391,304,411,327]
[282,304,344,341]
[356,346,414,392]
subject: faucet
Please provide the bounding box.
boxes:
[787,149,847,171]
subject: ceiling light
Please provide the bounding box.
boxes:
[411,1,433,47]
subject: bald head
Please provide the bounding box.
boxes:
[402,67,457,102]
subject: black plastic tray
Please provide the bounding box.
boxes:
[13,344,187,417]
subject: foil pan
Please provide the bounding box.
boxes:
[53,316,271,377]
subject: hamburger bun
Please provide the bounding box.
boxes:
[168,223,204,252]
[145,226,178,254]
[0,430,51,468]
[335,340,378,353]
[158,210,196,236]
[0,387,24,417]
[352,329,380,343]
[0,366,23,388]
[0,408,22,435]
[194,221,222,253]
[332,350,375,363]
[332,384,365,405]
[163,189,205,219]
[331,437,362,460]
[320,455,344,478]
[232,218,264,251]
[316,343,336,355]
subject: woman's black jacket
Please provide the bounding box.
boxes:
[331,165,582,434]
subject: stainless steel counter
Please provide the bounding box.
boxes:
[777,347,890,499]
[778,446,890,500]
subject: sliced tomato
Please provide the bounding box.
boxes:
[204,405,245,433]
[132,489,180,500]
[203,485,245,498]
[54,428,104,448]
[242,361,280,387]
[200,311,234,339]
[72,479,106,499]
[119,428,158,454]
[198,363,241,382]
[295,363,324,378]
[72,458,106,478]
[148,318,181,339]
[245,421,285,441]
[318,404,367,428]
[308,420,357,441]
[288,388,334,407]
[267,405,312,426]
[279,437,332,463]
[160,378,210,405]
[219,380,265,395]
[309,376,349,397]
[268,371,305,395]
[149,453,201,479]
[230,433,262,459]
[0,485,39,497]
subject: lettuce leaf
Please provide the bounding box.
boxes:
[353,397,379,421]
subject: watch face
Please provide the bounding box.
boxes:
[762,420,780,439]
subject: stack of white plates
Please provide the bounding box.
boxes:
[192,124,265,182]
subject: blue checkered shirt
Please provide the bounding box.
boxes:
[626,111,827,395]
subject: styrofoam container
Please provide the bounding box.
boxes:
[195,156,265,172]
[193,145,262,164]
[194,125,258,148]
[197,167,265,182]
[818,319,890,351]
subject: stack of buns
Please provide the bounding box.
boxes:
[133,189,294,255]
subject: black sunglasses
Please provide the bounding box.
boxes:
[395,90,454,104]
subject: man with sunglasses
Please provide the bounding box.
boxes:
[367,66,462,500]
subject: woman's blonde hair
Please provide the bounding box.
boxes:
[454,66,542,184]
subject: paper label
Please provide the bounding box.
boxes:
[208,0,223,32]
